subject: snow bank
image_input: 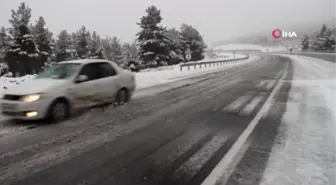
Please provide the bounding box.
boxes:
[136,55,259,89]
[261,55,336,185]
[140,65,176,72]
[191,53,247,64]
[205,49,247,60]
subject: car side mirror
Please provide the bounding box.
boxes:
[76,75,88,83]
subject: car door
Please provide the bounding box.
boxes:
[97,62,121,102]
[68,63,104,109]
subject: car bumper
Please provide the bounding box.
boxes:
[0,99,51,120]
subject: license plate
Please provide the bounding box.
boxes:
[2,103,18,111]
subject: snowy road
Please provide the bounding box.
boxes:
[259,55,336,185]
[223,54,336,185]
[0,54,334,185]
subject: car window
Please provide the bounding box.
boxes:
[99,62,117,78]
[78,63,102,81]
[36,63,80,79]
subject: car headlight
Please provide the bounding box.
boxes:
[22,94,41,102]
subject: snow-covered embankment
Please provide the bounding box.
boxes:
[135,54,257,89]
[261,55,336,185]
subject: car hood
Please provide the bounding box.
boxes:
[3,78,68,95]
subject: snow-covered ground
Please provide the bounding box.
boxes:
[289,51,336,55]
[213,43,288,52]
[214,43,264,51]
[261,55,336,185]
[136,54,256,89]
[210,52,246,59]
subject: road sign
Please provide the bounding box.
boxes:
[186,48,192,61]
[186,53,191,61]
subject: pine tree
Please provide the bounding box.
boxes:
[325,28,334,38]
[0,27,10,63]
[70,33,77,50]
[320,24,327,38]
[0,27,10,74]
[110,36,123,65]
[328,37,336,51]
[122,42,138,60]
[32,16,53,66]
[136,5,171,67]
[8,2,31,36]
[75,26,90,59]
[301,34,310,50]
[166,28,184,64]
[121,41,138,68]
[48,37,56,64]
[66,32,78,60]
[331,28,336,37]
[56,30,72,61]
[101,37,113,60]
[6,2,40,76]
[180,23,207,61]
[87,31,103,59]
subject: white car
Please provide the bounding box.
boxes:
[0,59,136,122]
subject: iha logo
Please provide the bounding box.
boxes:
[272,29,297,39]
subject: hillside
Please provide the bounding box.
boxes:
[212,20,335,48]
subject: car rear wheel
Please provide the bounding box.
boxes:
[115,89,128,106]
[48,100,70,123]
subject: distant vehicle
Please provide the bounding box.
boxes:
[0,59,136,122]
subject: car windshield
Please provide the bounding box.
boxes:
[36,63,80,79]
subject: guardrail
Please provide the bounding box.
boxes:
[180,55,249,71]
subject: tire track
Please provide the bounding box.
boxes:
[65,65,283,185]
[0,73,243,185]
[6,74,244,185]
[166,130,230,185]
[0,72,239,164]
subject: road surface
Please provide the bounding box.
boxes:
[0,54,292,185]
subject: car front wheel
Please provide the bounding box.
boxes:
[48,100,70,123]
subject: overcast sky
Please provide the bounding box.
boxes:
[0,0,335,45]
